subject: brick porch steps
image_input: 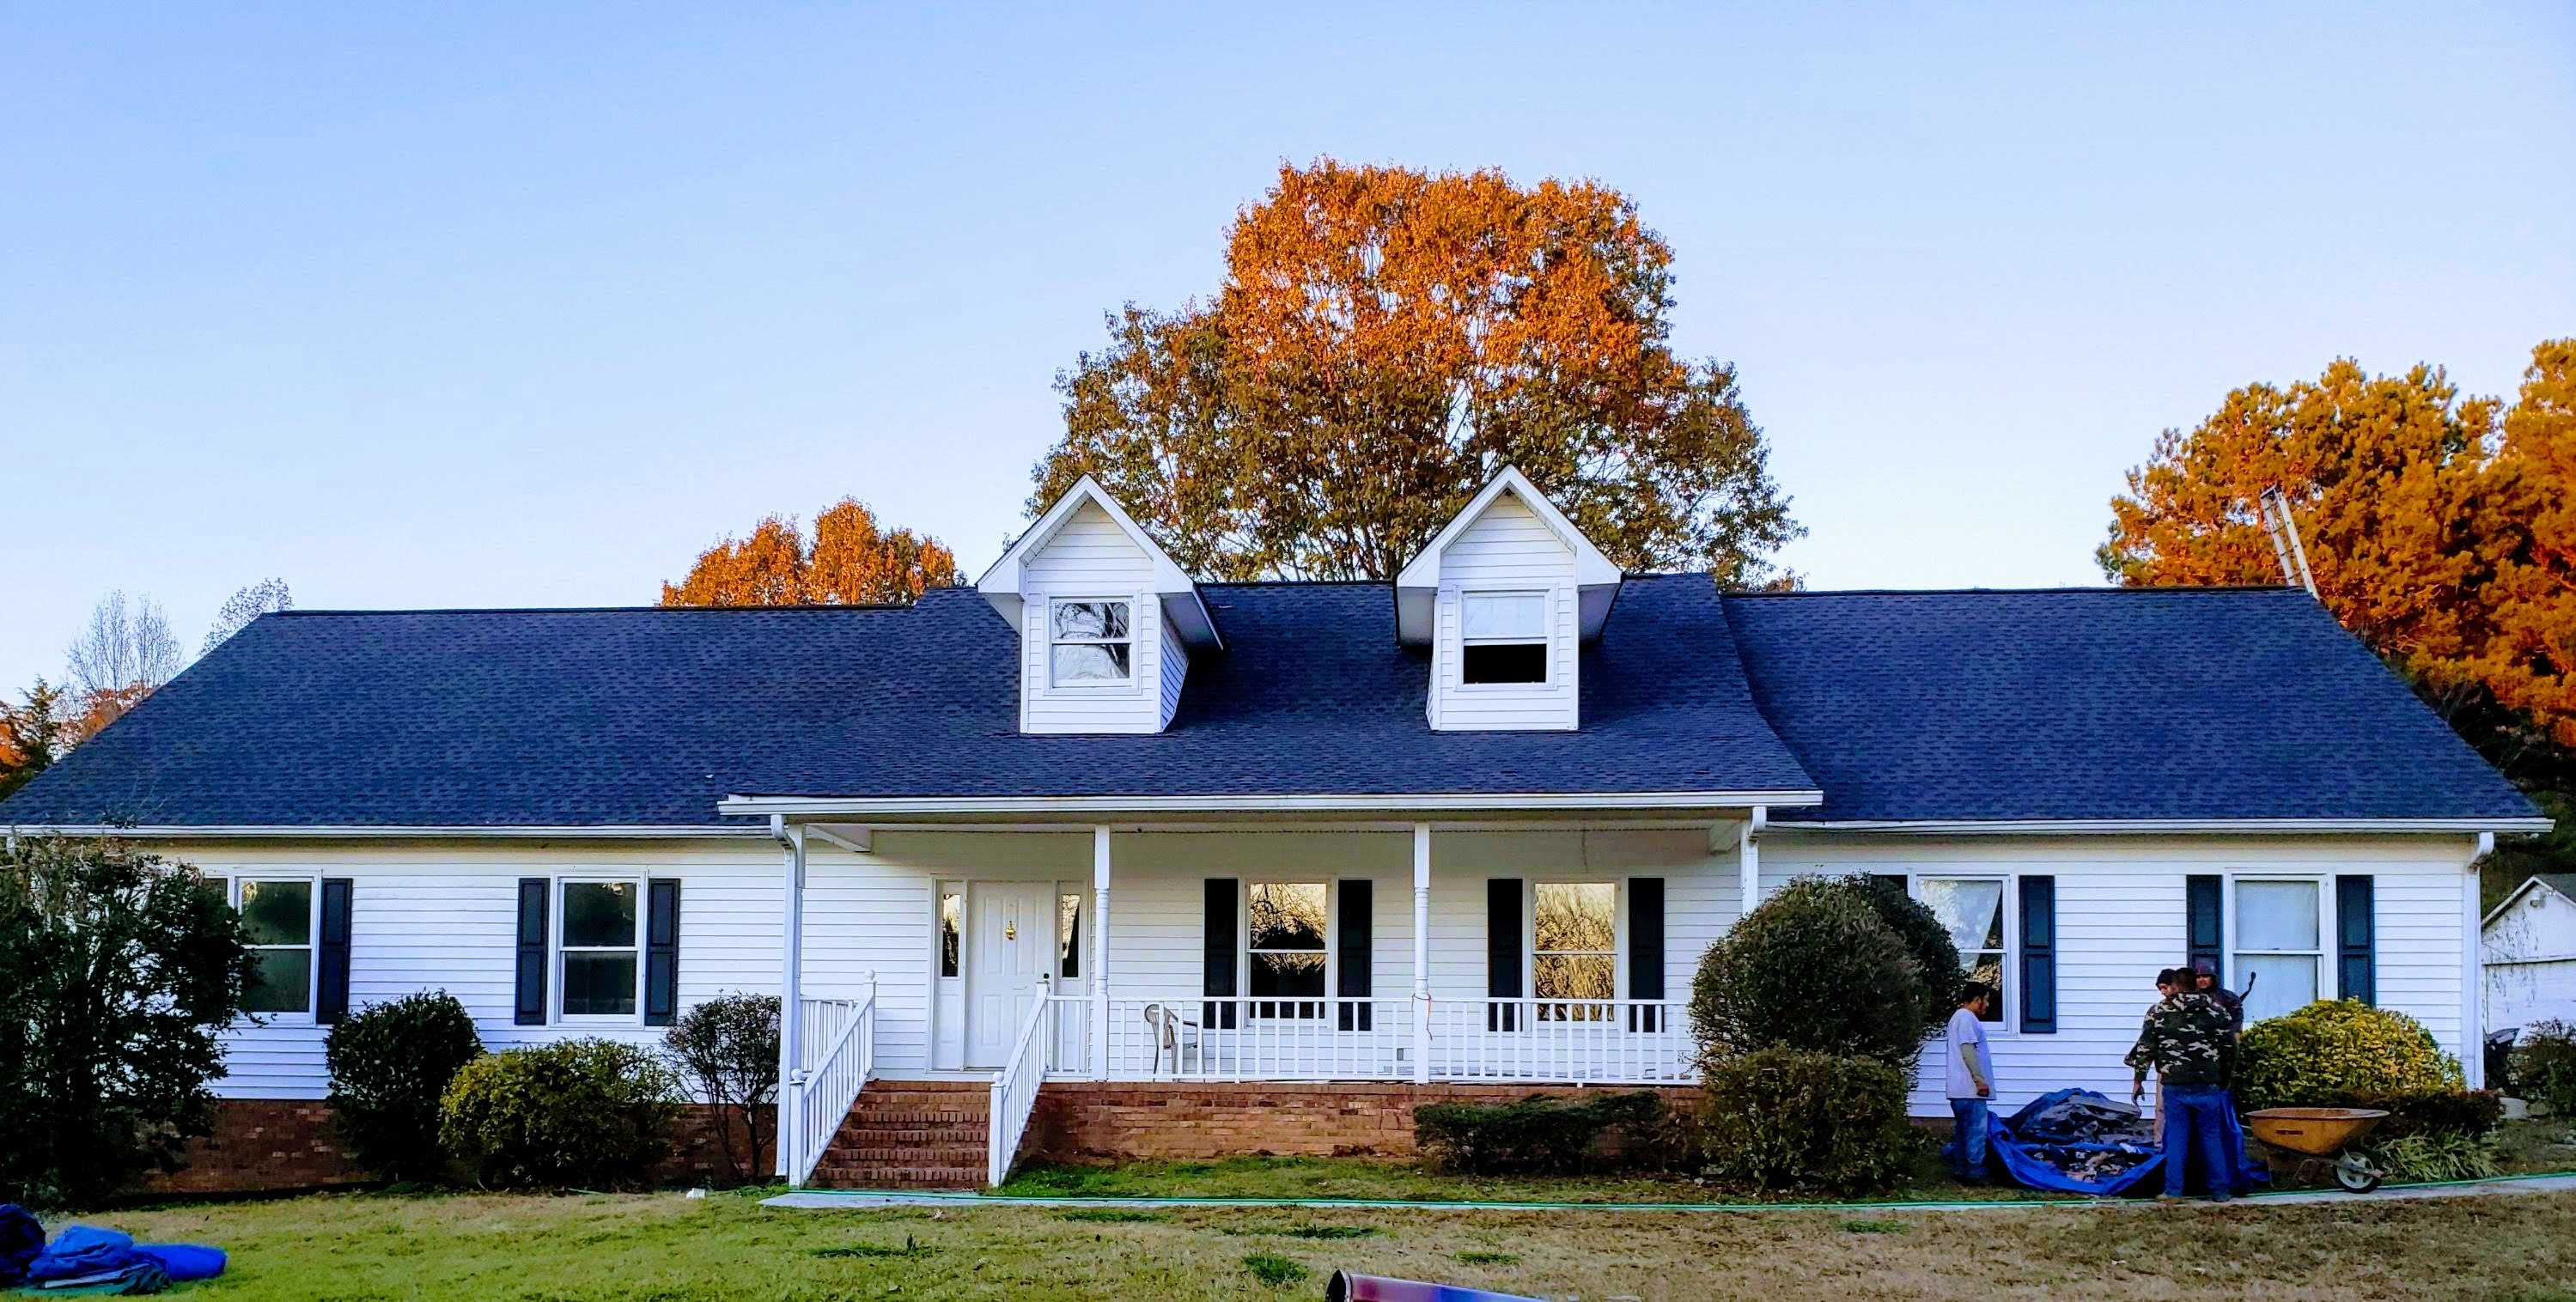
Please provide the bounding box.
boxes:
[808,1082,991,1190]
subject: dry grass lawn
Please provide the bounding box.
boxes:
[83,1183,2576,1300]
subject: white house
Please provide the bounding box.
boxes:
[1,470,2547,1190]
[2486,874,2576,1034]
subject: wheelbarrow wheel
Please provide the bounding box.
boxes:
[2332,1151,2383,1193]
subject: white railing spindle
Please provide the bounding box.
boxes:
[787,985,875,1187]
[987,979,1057,1187]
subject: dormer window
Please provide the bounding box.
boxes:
[1461,592,1549,684]
[1050,599,1134,685]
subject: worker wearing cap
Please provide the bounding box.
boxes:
[2191,958,2250,1196]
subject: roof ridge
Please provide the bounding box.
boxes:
[1725,584,2301,599]
[272,601,931,617]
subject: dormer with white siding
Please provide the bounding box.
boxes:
[978,477,1221,733]
[1395,468,1623,732]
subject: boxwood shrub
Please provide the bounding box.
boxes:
[1414,1091,1663,1174]
[1690,877,1929,1067]
[2233,1000,2463,1112]
[325,990,484,1182]
[439,1038,682,1189]
[1697,1047,1921,1193]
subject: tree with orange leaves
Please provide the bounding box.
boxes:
[660,499,960,607]
[1036,160,1798,585]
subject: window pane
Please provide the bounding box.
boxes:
[1461,643,1547,684]
[1919,879,2005,955]
[563,952,638,1016]
[1247,883,1327,952]
[1463,593,1546,640]
[1053,600,1130,641]
[1965,952,2004,1022]
[1051,642,1132,683]
[2239,955,2317,1023]
[244,948,311,1013]
[1534,883,1616,953]
[239,880,311,946]
[563,882,637,947]
[1058,893,1081,980]
[1248,950,1327,999]
[2237,881,2319,952]
[1533,952,1617,1003]
[939,891,962,979]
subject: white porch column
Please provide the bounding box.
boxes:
[1412,822,1432,1085]
[1738,806,1765,921]
[775,818,807,1179]
[1093,825,1111,1080]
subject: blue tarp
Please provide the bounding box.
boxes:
[1978,1088,2265,1197]
[0,1208,225,1295]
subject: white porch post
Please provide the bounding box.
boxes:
[1412,822,1432,1085]
[775,818,807,1179]
[1738,806,1765,920]
[1093,824,1111,1080]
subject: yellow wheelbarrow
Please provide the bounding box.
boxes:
[2244,1108,2390,1192]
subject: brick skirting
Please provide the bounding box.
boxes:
[1028,1081,1702,1163]
[133,1100,776,1196]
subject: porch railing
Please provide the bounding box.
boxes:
[1042,995,1691,1084]
[987,977,1056,1187]
[786,987,875,1186]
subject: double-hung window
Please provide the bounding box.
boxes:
[560,880,642,1019]
[1050,599,1133,685]
[1245,881,1328,1019]
[1532,881,1617,1020]
[237,878,317,1016]
[1917,877,2007,1024]
[1460,592,1548,684]
[2233,879,2323,1024]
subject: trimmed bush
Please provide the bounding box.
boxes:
[662,994,780,1186]
[2233,1000,2463,1112]
[1697,1047,1921,1193]
[1846,875,1966,1035]
[2509,1019,2576,1116]
[439,1039,682,1189]
[1414,1092,1662,1174]
[1690,877,1927,1067]
[2312,1088,2502,1140]
[326,991,484,1182]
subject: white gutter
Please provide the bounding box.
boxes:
[716,789,1824,818]
[1777,818,2554,836]
[3,824,768,840]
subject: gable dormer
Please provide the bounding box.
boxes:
[1395,468,1622,732]
[979,477,1221,734]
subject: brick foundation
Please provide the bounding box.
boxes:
[133,1100,775,1196]
[1029,1081,1701,1163]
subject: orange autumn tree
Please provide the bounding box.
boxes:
[2480,340,2576,745]
[660,499,960,607]
[1036,159,1798,585]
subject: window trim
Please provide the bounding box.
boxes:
[1903,871,2018,1035]
[1527,879,1623,1021]
[1045,596,1138,690]
[2226,872,2335,1024]
[1457,589,1553,689]
[227,874,322,1023]
[1241,879,1333,1019]
[554,874,649,1026]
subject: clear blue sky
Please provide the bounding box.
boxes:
[3,3,2569,693]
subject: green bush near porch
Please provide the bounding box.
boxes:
[1696,1047,1922,1193]
[439,1038,682,1189]
[1413,1091,1663,1174]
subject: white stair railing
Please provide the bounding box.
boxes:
[986,977,1055,1188]
[787,983,876,1187]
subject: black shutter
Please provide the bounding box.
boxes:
[645,878,680,1026]
[1337,879,1373,1031]
[317,878,353,1025]
[2336,875,2376,1007]
[2186,874,2224,989]
[1487,879,1523,1031]
[1629,878,1665,1032]
[1871,873,1908,895]
[1203,879,1238,1030]
[515,878,549,1025]
[2019,876,2056,1034]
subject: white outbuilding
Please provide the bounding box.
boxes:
[2485,873,2576,1033]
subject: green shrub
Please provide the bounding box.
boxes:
[1696,1047,1921,1193]
[326,991,484,1183]
[2312,1087,2502,1140]
[2362,1130,2502,1183]
[438,1038,682,1189]
[2510,1020,2576,1116]
[1413,1091,1663,1174]
[1690,877,1928,1066]
[1846,875,1966,1034]
[661,993,780,1185]
[2233,1000,2463,1112]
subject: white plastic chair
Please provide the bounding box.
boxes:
[1142,1002,1201,1077]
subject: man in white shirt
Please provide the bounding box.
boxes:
[1944,982,1996,1183]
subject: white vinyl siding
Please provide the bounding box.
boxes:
[1158,614,1189,728]
[1428,493,1579,731]
[1018,501,1170,734]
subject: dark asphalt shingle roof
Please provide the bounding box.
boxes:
[0,578,2538,830]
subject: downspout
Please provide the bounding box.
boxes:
[773,815,807,1179]
[2467,831,2493,1086]
[1739,806,1766,921]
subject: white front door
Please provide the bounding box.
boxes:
[966,881,1050,1068]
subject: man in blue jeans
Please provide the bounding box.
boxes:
[1942,982,1995,1183]
[2126,967,2237,1202]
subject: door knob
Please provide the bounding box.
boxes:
[1005,922,1017,940]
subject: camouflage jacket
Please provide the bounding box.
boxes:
[2124,991,2234,1088]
